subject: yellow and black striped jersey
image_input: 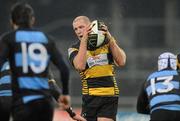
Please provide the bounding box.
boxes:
[68,41,119,96]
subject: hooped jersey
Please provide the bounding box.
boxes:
[145,70,180,112]
[68,41,119,96]
[0,61,12,96]
[0,28,69,104]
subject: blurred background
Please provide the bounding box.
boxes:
[0,0,179,113]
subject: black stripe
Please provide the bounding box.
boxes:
[107,53,113,64]
[173,75,180,82]
[87,76,115,88]
[147,79,180,87]
[0,84,11,91]
[149,90,180,99]
[11,67,48,77]
[151,101,180,110]
[12,89,52,106]
[13,43,50,53]
[0,70,11,78]
[20,88,51,97]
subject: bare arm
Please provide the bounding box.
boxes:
[73,37,88,71]
[73,26,91,71]
[101,25,126,67]
[108,36,126,66]
[136,82,150,114]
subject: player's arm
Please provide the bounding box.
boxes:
[48,69,61,101]
[0,35,9,69]
[136,82,150,114]
[49,38,86,121]
[101,24,126,67]
[49,79,61,101]
[49,42,70,95]
[48,39,71,107]
[72,25,91,71]
[65,107,87,121]
[48,70,86,121]
[108,36,126,66]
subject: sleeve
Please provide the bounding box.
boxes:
[48,68,55,80]
[48,68,62,100]
[0,35,9,69]
[49,80,62,101]
[49,40,70,95]
[136,81,150,114]
[68,47,78,67]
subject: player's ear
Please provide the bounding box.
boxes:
[9,19,18,30]
[31,16,35,26]
[177,54,180,70]
[9,19,13,27]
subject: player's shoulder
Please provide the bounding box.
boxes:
[147,69,178,80]
[33,28,48,37]
[147,71,158,81]
[0,30,15,41]
[68,41,80,57]
[27,28,48,37]
[28,28,54,43]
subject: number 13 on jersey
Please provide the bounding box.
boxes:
[150,76,174,95]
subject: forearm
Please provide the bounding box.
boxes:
[61,67,69,95]
[109,37,126,66]
[73,40,87,71]
[49,79,61,101]
[137,96,150,114]
[136,84,150,114]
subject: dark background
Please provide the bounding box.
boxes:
[0,0,179,108]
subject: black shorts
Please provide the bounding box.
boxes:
[151,109,180,121]
[12,97,54,121]
[0,96,12,121]
[81,95,118,121]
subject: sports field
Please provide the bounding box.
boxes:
[53,108,150,121]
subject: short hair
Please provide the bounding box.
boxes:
[73,16,91,24]
[11,2,34,27]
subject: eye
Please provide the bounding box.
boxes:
[74,28,77,31]
[79,25,85,29]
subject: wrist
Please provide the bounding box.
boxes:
[80,39,88,48]
[81,36,88,43]
[109,36,116,44]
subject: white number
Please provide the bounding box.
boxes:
[150,78,156,95]
[21,43,48,74]
[22,43,28,73]
[150,76,174,95]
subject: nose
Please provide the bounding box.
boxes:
[76,28,81,34]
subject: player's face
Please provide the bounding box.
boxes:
[73,19,89,40]
[176,54,180,70]
[177,60,180,70]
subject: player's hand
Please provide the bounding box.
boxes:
[58,95,71,110]
[65,107,87,121]
[81,24,92,42]
[72,114,87,121]
[100,24,113,41]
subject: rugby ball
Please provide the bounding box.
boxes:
[87,20,106,50]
